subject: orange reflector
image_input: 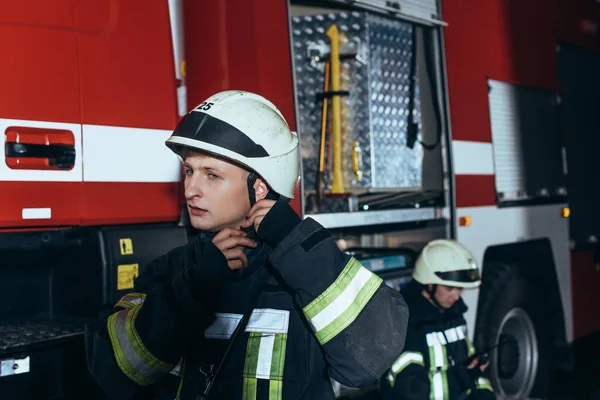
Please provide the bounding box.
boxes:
[561,207,570,218]
[459,216,471,227]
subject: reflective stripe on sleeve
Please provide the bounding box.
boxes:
[303,257,382,345]
[107,305,173,386]
[386,352,425,388]
[115,293,146,309]
[476,377,494,392]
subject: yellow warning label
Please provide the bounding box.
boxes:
[119,238,134,255]
[117,263,139,290]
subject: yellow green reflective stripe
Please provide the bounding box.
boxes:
[175,360,185,400]
[115,293,146,309]
[269,334,286,399]
[476,377,494,392]
[243,333,261,400]
[429,370,449,400]
[124,305,174,374]
[303,258,382,345]
[442,371,449,399]
[465,336,476,357]
[107,305,173,386]
[386,352,425,388]
[303,258,363,320]
[428,345,436,371]
[270,334,287,379]
[107,310,153,386]
[242,333,287,400]
[392,352,425,372]
[269,379,283,400]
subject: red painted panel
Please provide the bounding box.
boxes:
[443,0,559,142]
[0,182,82,227]
[81,182,181,225]
[183,0,297,130]
[570,250,600,340]
[0,0,73,28]
[0,25,80,123]
[455,175,496,208]
[75,0,178,130]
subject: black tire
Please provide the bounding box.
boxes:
[474,262,553,399]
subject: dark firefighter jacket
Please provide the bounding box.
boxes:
[379,281,494,400]
[85,200,410,399]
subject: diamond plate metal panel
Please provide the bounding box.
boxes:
[291,11,422,193]
[367,14,422,189]
[292,12,372,192]
[488,80,565,202]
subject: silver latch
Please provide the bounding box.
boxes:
[1,356,30,377]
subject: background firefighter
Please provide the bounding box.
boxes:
[379,239,495,400]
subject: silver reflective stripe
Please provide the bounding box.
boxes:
[391,352,424,374]
[205,309,290,339]
[205,313,243,339]
[255,334,276,379]
[436,332,447,345]
[444,328,458,343]
[426,333,446,369]
[476,377,494,392]
[431,371,445,400]
[247,309,290,335]
[170,359,183,377]
[426,332,439,347]
[112,309,167,383]
[457,325,466,340]
[302,258,382,344]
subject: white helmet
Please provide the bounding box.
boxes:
[166,90,299,199]
[413,239,481,289]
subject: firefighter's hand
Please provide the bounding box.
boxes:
[212,228,257,270]
[479,361,490,372]
[241,199,276,234]
[466,357,480,369]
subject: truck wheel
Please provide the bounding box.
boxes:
[474,262,553,399]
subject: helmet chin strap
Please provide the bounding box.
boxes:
[247,172,258,207]
[428,284,445,310]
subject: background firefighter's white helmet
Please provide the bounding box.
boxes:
[413,239,482,289]
[165,90,300,199]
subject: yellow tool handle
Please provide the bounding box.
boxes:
[326,24,344,194]
[351,140,363,182]
[319,61,331,174]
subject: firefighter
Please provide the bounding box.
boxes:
[379,239,495,400]
[85,90,409,399]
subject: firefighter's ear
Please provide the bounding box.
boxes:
[254,178,269,201]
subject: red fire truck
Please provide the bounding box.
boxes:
[1,0,598,399]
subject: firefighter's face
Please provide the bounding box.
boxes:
[183,153,268,232]
[433,284,463,308]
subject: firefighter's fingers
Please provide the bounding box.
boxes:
[214,236,256,253]
[251,209,270,232]
[480,361,489,372]
[212,227,246,244]
[222,246,248,270]
[245,199,276,220]
[466,357,479,369]
[241,208,271,232]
